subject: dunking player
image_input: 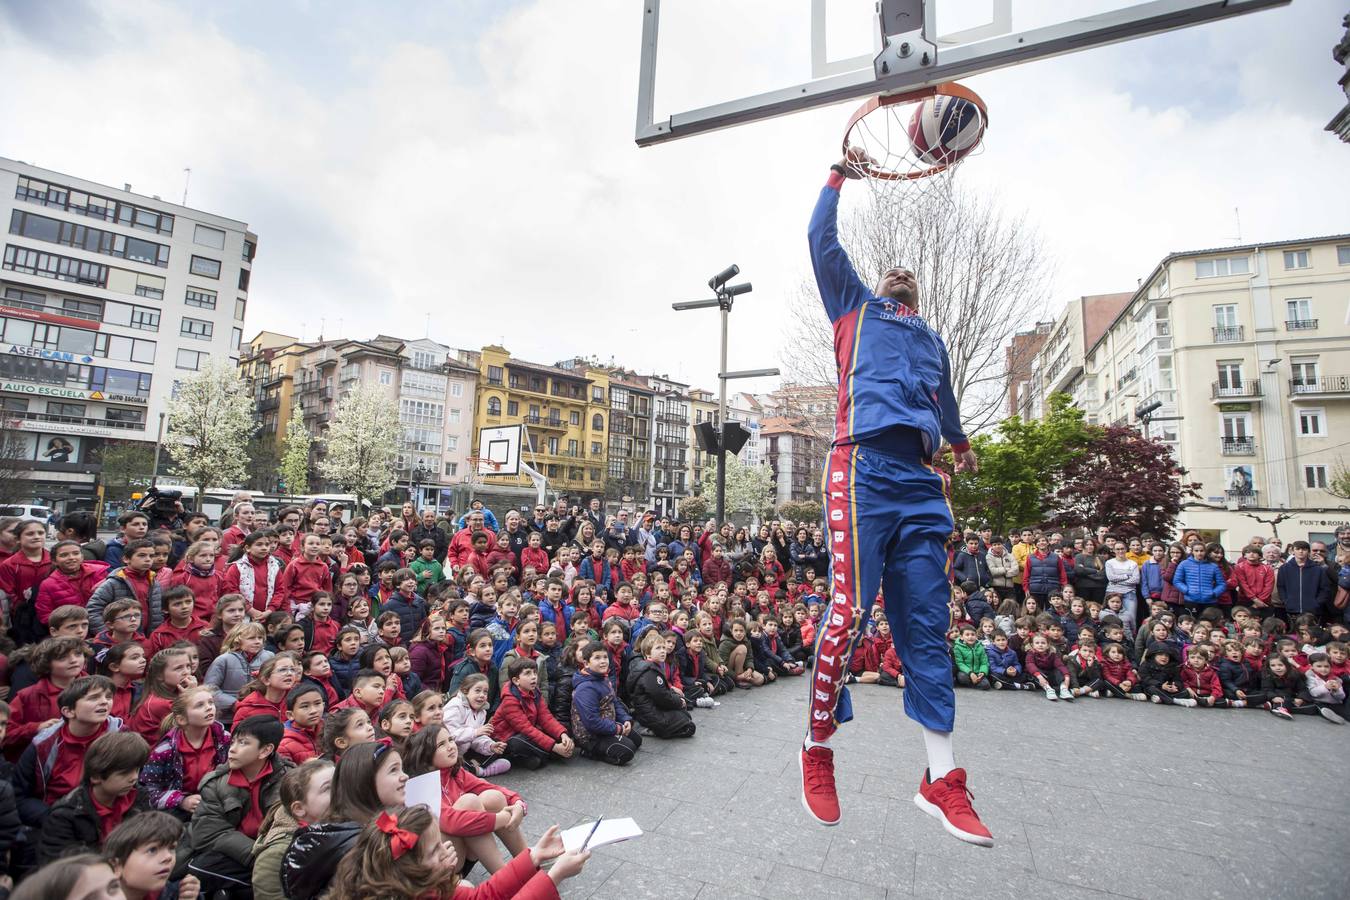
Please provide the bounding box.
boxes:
[798,152,993,847]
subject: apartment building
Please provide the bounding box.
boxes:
[1070,236,1350,548]
[647,374,691,517]
[688,388,720,491]
[762,416,827,506]
[0,158,254,509]
[604,371,653,509]
[1015,293,1133,421]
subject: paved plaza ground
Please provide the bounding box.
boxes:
[498,677,1348,899]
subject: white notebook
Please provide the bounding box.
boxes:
[560,817,644,852]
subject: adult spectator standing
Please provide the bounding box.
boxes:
[603,512,635,554]
[409,509,449,563]
[457,499,499,532]
[218,491,254,530]
[396,501,418,536]
[502,510,530,561]
[1023,536,1067,606]
[582,498,605,536]
[636,513,660,564]
[219,503,256,556]
[985,540,1017,603]
[447,510,495,571]
[1010,529,1034,603]
[952,536,991,592]
[1276,541,1332,620]
[527,504,551,534]
[541,516,567,559]
[1073,539,1108,604]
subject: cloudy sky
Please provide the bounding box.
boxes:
[1,0,1345,396]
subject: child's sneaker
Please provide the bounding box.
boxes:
[1269,705,1294,720]
[1318,707,1347,725]
[1128,692,1147,701]
[1174,698,1198,708]
[799,744,840,826]
[1089,691,1100,698]
[1230,699,1246,708]
[1057,685,1074,702]
[1043,687,1057,701]
[991,680,1003,690]
[914,768,994,847]
[480,758,512,777]
[695,696,716,709]
[1150,695,1162,704]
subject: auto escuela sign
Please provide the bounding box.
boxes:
[0,380,148,405]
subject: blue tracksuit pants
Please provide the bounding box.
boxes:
[807,443,956,739]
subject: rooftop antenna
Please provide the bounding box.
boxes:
[1233,207,1243,243]
[319,317,326,340]
[181,168,192,206]
[425,312,431,338]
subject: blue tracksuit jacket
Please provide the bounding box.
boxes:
[807,175,969,455]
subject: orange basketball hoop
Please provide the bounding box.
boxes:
[467,455,505,477]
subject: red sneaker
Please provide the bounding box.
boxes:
[799,745,840,825]
[913,768,994,847]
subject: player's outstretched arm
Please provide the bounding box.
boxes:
[807,154,873,321]
[936,346,976,471]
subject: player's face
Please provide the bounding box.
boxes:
[876,267,918,305]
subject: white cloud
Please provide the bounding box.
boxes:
[0,0,1344,394]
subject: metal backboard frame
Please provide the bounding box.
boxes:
[635,0,1290,146]
[476,424,522,477]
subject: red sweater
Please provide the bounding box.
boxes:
[519,546,550,575]
[881,646,904,678]
[307,616,339,656]
[1180,664,1223,700]
[277,721,320,763]
[164,566,225,622]
[233,691,287,723]
[437,765,522,837]
[6,678,65,749]
[129,693,175,744]
[1100,656,1138,686]
[222,556,278,612]
[274,559,333,611]
[1233,558,1274,605]
[0,550,53,611]
[491,684,566,750]
[146,620,204,658]
[34,561,109,623]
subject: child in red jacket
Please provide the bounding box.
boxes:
[275,534,333,618]
[1099,642,1144,700]
[1180,646,1226,707]
[493,658,574,770]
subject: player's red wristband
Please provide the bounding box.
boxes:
[826,170,846,190]
[951,440,971,454]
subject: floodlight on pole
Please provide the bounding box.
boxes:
[708,264,739,292]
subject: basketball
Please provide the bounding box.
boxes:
[906,94,985,167]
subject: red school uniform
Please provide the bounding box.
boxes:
[306,616,340,656]
[277,721,321,764]
[145,619,204,658]
[5,677,67,751]
[519,546,549,576]
[331,693,379,717]
[110,680,139,720]
[129,693,176,745]
[46,721,110,803]
[437,765,524,838]
[229,761,274,839]
[178,727,220,796]
[232,691,287,724]
[273,559,333,612]
[164,564,225,623]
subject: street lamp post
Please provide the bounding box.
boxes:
[673,265,779,523]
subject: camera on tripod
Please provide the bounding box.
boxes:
[136,487,185,529]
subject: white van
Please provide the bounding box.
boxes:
[0,504,54,522]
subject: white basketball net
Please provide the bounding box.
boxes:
[843,89,988,215]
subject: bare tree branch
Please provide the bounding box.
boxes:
[783,184,1052,435]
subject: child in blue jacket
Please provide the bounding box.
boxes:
[1172,544,1226,607]
[570,641,641,766]
[985,631,1025,690]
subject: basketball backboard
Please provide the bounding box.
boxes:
[476,424,522,477]
[635,0,1290,146]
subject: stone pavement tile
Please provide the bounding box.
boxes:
[910,856,1117,900]
[655,800,833,871]
[617,752,751,800]
[1024,826,1240,899]
[739,761,867,800]
[883,806,1036,874]
[516,800,588,840]
[821,835,918,892]
[1211,761,1343,814]
[502,773,680,831]
[588,860,708,899]
[760,862,890,900]
[694,885,767,900]
[593,825,775,895]
[1226,852,1347,900]
[557,854,622,900]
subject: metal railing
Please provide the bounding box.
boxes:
[1211,381,1261,399]
[1285,318,1318,331]
[1224,489,1259,508]
[1290,375,1350,395]
[21,411,145,430]
[1220,437,1254,455]
[1212,325,1244,343]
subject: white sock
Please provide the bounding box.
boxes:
[923,728,956,780]
[804,736,831,750]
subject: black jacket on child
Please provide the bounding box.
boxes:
[37,784,151,864]
[1137,643,1182,694]
[623,659,695,738]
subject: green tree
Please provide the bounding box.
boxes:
[948,393,1094,535]
[778,500,823,527]
[279,406,311,494]
[164,360,255,502]
[677,495,707,523]
[0,419,31,505]
[1329,456,1350,500]
[699,457,774,523]
[98,440,155,499]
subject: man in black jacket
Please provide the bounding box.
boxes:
[409,508,450,563]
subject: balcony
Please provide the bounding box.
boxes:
[0,296,101,323]
[258,396,280,412]
[1212,325,1244,343]
[657,412,688,425]
[1220,437,1254,455]
[1210,381,1261,401]
[314,348,338,366]
[1224,489,1259,508]
[1285,318,1318,331]
[20,411,145,430]
[1290,375,1350,399]
[524,414,566,430]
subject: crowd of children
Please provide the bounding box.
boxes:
[0,502,1344,897]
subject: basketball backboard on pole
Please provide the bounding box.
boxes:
[634,0,1290,146]
[475,424,522,477]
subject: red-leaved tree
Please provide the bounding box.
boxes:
[1046,426,1200,540]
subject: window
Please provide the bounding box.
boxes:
[1305,465,1328,489]
[1286,298,1312,323]
[189,256,221,279]
[0,398,28,413]
[1213,305,1237,328]
[231,327,242,350]
[1291,356,1319,390]
[444,462,458,477]
[487,397,501,416]
[234,298,246,321]
[9,210,170,266]
[1215,361,1243,394]
[592,387,604,402]
[94,332,156,363]
[185,287,217,309]
[238,269,250,291]
[570,411,580,426]
[48,402,85,418]
[116,205,173,235]
[1195,256,1249,278]
[450,382,463,398]
[487,366,503,385]
[592,414,604,431]
[193,224,226,250]
[447,437,458,451]
[507,400,519,416]
[243,240,256,261]
[379,370,392,385]
[1338,245,1350,265]
[448,408,460,423]
[1221,413,1250,439]
[1282,249,1310,270]
[180,317,213,340]
[4,244,108,287]
[591,442,602,455]
[1299,408,1325,437]
[528,404,540,418]
[176,348,205,370]
[105,407,144,425]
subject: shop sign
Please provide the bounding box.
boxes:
[0,304,101,331]
[1217,403,1251,412]
[1,380,93,400]
[4,344,94,364]
[16,420,115,437]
